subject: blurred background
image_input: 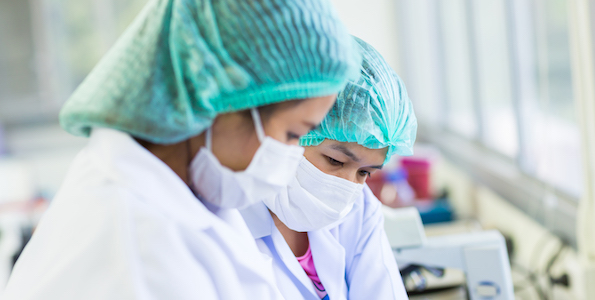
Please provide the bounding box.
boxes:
[1,0,595,299]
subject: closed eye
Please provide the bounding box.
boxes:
[287,132,300,141]
[326,155,344,167]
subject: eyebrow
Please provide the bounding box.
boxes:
[369,165,383,170]
[330,144,361,162]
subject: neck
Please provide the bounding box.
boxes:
[136,132,205,185]
[270,210,310,257]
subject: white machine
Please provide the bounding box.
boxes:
[383,207,515,300]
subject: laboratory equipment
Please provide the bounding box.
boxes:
[384,207,515,299]
[382,206,426,249]
[368,168,416,208]
[415,194,454,224]
[401,157,432,199]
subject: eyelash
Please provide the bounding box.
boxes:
[287,132,300,141]
[326,156,344,167]
[325,155,373,178]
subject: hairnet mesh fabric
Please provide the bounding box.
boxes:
[59,0,361,144]
[300,37,417,163]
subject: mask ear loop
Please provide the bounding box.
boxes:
[250,108,266,143]
[206,126,213,151]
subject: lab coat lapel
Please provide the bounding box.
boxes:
[270,228,319,299]
[241,202,274,239]
[309,229,347,300]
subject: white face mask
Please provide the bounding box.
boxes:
[263,157,364,232]
[189,108,305,209]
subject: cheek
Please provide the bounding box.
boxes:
[262,119,290,143]
[265,126,287,142]
[244,137,261,160]
[303,150,334,173]
[224,134,261,171]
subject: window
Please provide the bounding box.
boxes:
[0,0,39,117]
[437,0,477,138]
[396,0,581,243]
[398,0,580,196]
[471,0,519,157]
[397,0,444,127]
[529,0,581,195]
[0,0,147,125]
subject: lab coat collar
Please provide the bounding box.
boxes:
[242,203,320,299]
[309,229,347,299]
[240,202,274,239]
[87,127,216,230]
[240,185,364,299]
[270,228,320,299]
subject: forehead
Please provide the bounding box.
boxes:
[269,96,335,123]
[320,139,387,166]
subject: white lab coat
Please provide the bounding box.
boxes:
[240,184,408,300]
[2,128,284,300]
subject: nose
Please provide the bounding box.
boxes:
[335,169,359,183]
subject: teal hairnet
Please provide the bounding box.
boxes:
[300,37,417,164]
[59,0,362,144]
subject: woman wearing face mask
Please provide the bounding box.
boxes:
[240,37,417,300]
[2,1,361,299]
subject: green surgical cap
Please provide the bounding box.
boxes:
[300,37,417,164]
[59,0,362,144]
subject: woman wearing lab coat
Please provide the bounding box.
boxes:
[2,1,362,299]
[241,37,417,299]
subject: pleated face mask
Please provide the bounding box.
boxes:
[189,108,305,209]
[263,157,364,232]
